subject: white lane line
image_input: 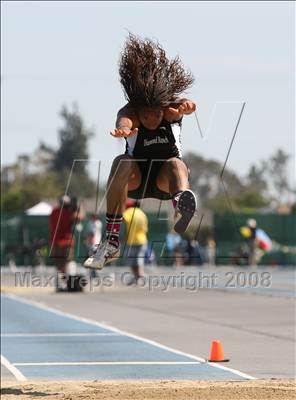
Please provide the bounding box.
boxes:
[14,361,200,366]
[1,333,121,337]
[3,293,256,380]
[1,354,27,381]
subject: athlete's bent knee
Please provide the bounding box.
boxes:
[111,154,135,179]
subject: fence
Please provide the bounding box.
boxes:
[214,213,296,265]
[1,212,169,266]
[2,212,295,266]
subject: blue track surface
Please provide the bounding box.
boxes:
[1,294,251,381]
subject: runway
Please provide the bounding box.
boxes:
[1,266,295,381]
[1,294,252,381]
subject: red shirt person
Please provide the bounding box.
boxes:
[49,195,76,274]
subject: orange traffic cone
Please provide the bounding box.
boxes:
[208,340,229,362]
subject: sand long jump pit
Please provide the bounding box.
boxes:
[1,379,295,400]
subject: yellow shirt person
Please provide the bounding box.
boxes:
[123,206,148,246]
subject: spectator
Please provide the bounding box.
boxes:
[205,237,216,266]
[186,239,203,266]
[85,214,103,257]
[247,218,258,266]
[123,200,148,285]
[144,245,157,267]
[173,238,185,267]
[84,213,103,279]
[49,195,83,291]
[165,229,182,266]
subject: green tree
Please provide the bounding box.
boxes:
[1,102,96,212]
[268,149,291,204]
[1,190,25,212]
[52,103,96,197]
[184,152,272,213]
[1,172,62,212]
[233,189,269,211]
[247,163,267,194]
[183,152,244,206]
[53,103,94,174]
[34,142,55,172]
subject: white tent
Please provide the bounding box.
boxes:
[26,202,53,216]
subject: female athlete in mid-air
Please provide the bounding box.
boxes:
[84,34,197,269]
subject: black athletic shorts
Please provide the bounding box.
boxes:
[127,158,189,201]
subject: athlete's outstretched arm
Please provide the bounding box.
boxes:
[110,104,139,138]
[164,99,196,123]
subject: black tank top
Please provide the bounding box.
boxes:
[125,119,182,160]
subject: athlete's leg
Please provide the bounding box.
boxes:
[105,154,142,247]
[107,154,141,215]
[155,157,189,195]
[84,154,141,269]
[125,244,145,285]
[155,158,197,234]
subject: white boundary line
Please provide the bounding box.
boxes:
[1,354,27,381]
[1,333,120,337]
[2,293,256,380]
[14,361,200,366]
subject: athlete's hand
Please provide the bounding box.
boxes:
[110,127,138,138]
[178,101,196,115]
[165,100,196,122]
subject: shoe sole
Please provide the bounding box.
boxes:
[84,248,120,270]
[174,190,197,234]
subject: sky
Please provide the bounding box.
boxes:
[1,1,295,184]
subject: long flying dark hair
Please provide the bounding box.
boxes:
[119,34,194,110]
